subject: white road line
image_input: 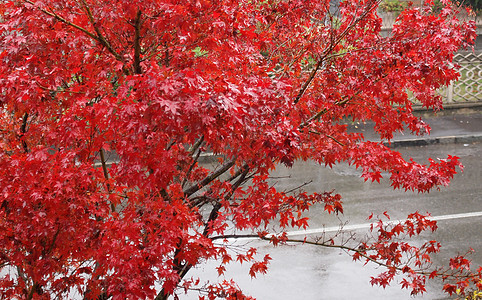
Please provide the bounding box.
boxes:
[286,211,482,237]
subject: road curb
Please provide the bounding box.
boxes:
[384,134,482,148]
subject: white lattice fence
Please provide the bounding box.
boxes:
[445,51,482,103]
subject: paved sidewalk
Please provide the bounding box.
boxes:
[347,107,482,147]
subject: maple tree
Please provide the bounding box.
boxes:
[0,0,481,299]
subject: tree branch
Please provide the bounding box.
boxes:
[294,1,380,105]
[202,165,249,237]
[183,159,236,197]
[156,165,250,300]
[20,112,29,153]
[294,57,326,104]
[78,0,123,62]
[182,136,205,188]
[24,0,97,39]
[99,148,115,212]
[299,97,350,129]
[210,233,433,276]
[133,10,142,74]
[23,0,123,62]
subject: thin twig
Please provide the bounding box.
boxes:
[99,148,115,212]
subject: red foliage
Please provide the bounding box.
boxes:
[0,0,479,299]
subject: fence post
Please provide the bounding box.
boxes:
[446,82,454,103]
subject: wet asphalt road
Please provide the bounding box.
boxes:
[184,141,482,300]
